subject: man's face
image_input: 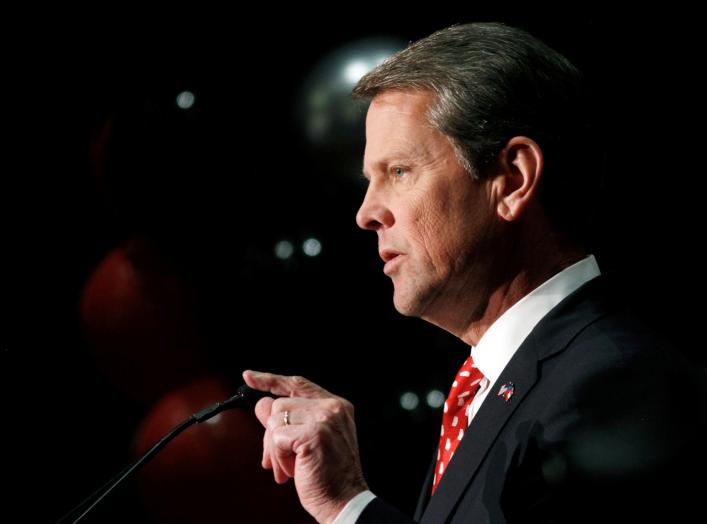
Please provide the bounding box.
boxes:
[357,90,500,320]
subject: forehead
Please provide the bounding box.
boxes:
[364,90,442,162]
[366,90,435,131]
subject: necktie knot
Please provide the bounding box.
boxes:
[432,355,484,494]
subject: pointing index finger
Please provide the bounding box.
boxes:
[243,370,331,399]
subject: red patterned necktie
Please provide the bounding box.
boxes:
[432,355,484,494]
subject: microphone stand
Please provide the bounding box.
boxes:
[55,384,267,524]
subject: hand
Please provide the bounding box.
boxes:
[243,370,369,524]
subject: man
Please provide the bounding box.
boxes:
[244,23,703,523]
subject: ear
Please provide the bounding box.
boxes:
[490,136,544,222]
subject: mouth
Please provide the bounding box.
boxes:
[380,250,404,275]
[379,249,401,263]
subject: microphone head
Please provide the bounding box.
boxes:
[192,384,269,423]
[234,384,270,406]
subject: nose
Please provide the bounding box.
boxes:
[356,184,394,231]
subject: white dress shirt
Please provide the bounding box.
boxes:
[333,255,601,524]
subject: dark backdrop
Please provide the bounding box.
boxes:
[3,8,705,523]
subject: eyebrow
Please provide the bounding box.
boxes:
[361,145,430,180]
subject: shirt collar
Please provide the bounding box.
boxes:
[471,255,601,386]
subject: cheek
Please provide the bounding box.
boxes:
[406,204,452,265]
[417,197,488,269]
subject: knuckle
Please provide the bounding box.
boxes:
[325,399,341,413]
[290,375,309,387]
[273,432,293,452]
[315,410,332,424]
[324,397,352,414]
[339,398,354,412]
[266,416,280,432]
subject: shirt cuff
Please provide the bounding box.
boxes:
[331,490,376,524]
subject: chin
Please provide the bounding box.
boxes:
[392,288,429,318]
[393,302,418,317]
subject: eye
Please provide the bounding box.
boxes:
[392,166,407,178]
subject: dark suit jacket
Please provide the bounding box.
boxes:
[358,276,705,523]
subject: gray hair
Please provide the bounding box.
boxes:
[353,23,595,241]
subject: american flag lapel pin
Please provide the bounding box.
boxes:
[497,382,514,402]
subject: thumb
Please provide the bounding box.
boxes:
[254,396,274,428]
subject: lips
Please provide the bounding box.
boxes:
[380,249,404,275]
[379,249,401,263]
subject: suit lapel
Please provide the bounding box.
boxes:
[419,276,610,523]
[420,345,539,523]
[413,449,436,521]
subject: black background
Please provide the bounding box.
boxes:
[2,7,705,523]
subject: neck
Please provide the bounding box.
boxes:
[423,222,586,347]
[460,249,585,346]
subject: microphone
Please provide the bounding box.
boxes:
[192,384,270,422]
[55,384,270,524]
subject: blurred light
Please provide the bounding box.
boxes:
[274,240,295,260]
[298,37,406,148]
[302,238,322,257]
[343,60,369,84]
[400,392,420,411]
[176,90,195,109]
[426,389,445,409]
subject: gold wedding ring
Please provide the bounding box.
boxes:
[283,410,290,426]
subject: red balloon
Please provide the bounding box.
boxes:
[133,377,313,523]
[80,237,206,404]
